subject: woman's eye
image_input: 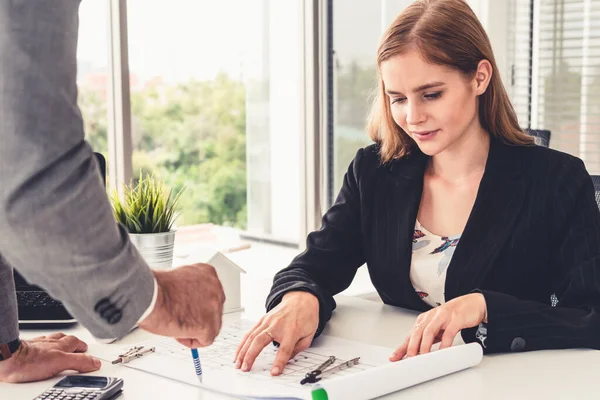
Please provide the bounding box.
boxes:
[424,92,442,100]
[391,92,441,105]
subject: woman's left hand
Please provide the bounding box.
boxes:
[389,293,487,361]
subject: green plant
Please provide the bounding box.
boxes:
[111,172,185,234]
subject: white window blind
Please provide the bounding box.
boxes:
[535,0,600,173]
[507,0,534,128]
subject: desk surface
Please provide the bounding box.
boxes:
[3,293,599,399]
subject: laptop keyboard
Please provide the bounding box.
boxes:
[17,291,62,307]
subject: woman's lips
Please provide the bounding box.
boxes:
[412,129,439,141]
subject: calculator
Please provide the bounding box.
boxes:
[34,375,124,400]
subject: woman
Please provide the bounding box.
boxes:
[235,0,600,376]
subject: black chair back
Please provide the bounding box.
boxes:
[526,129,551,147]
[94,152,106,186]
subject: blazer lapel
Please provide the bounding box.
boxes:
[444,139,528,300]
[376,150,431,311]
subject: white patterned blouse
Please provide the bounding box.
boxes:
[410,220,461,308]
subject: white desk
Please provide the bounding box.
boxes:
[3,292,599,399]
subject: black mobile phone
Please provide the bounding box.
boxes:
[34,375,124,400]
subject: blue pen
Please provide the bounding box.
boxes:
[191,348,203,383]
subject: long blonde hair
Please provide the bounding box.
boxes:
[368,0,534,163]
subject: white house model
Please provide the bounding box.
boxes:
[207,251,246,314]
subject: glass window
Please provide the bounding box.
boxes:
[506,0,534,128]
[126,0,302,253]
[506,0,600,172]
[77,0,110,181]
[534,0,600,173]
[330,0,413,200]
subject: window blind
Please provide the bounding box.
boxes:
[507,0,534,128]
[535,0,600,173]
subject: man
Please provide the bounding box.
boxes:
[0,0,225,383]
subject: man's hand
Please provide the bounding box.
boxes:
[234,291,320,376]
[0,333,101,383]
[389,293,488,361]
[138,263,226,348]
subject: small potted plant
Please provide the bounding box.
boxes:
[111,172,184,270]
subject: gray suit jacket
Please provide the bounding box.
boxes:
[0,0,154,343]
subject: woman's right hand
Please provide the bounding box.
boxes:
[234,291,320,376]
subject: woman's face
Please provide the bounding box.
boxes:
[380,50,490,157]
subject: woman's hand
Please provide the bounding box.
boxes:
[234,291,320,376]
[0,333,101,383]
[389,293,487,361]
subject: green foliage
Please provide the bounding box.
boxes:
[335,61,377,131]
[111,172,184,234]
[79,72,247,229]
[334,62,377,193]
[79,88,108,154]
[79,64,377,228]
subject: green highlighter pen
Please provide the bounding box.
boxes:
[311,385,329,400]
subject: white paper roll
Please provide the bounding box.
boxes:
[319,343,483,400]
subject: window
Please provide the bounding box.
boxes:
[509,0,600,172]
[126,0,302,248]
[534,0,600,173]
[77,0,110,181]
[507,0,534,128]
[329,1,421,202]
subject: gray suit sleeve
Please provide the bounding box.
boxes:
[0,255,19,344]
[0,0,154,339]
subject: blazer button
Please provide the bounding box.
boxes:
[94,298,112,314]
[106,310,123,324]
[510,337,526,352]
[94,298,123,324]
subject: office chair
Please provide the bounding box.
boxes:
[591,175,600,211]
[525,129,551,148]
[94,152,106,185]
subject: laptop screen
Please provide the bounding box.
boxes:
[10,152,107,291]
[14,269,39,290]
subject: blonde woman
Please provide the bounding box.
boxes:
[235,0,600,376]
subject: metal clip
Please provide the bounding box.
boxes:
[112,346,155,364]
[318,357,360,379]
[300,356,336,385]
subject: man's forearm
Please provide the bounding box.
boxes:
[0,0,154,339]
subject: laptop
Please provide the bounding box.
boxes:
[14,152,107,328]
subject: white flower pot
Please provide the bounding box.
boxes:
[129,231,176,270]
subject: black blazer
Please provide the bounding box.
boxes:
[266,138,600,354]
